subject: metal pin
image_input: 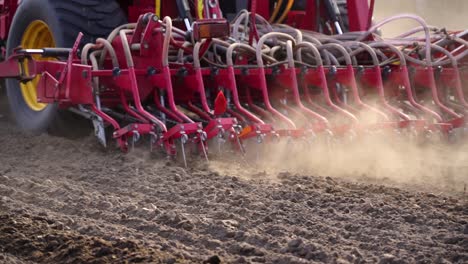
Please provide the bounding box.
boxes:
[150,132,158,152]
[131,130,140,152]
[235,134,246,156]
[180,134,188,168]
[217,128,226,154]
[256,134,264,162]
[199,132,209,162]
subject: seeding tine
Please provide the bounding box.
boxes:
[78,52,109,147]
[217,130,226,154]
[433,44,468,109]
[328,47,390,121]
[92,116,107,148]
[193,43,213,112]
[131,130,139,152]
[89,104,128,152]
[295,41,359,125]
[119,30,168,131]
[416,67,462,119]
[120,89,149,123]
[254,132,265,162]
[149,132,158,152]
[200,134,209,163]
[180,133,189,168]
[223,42,270,124]
[253,33,299,129]
[324,129,337,149]
[234,133,247,156]
[347,41,413,121]
[281,40,330,126]
[369,42,444,123]
[153,90,185,123]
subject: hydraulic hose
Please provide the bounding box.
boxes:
[99,23,136,68]
[357,14,432,66]
[232,12,273,42]
[256,32,296,67]
[162,16,172,67]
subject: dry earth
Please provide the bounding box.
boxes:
[0,97,467,263]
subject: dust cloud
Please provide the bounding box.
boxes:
[373,0,468,37]
[209,1,468,196]
[210,106,468,197]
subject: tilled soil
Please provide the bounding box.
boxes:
[0,110,467,263]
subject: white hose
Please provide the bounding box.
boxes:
[357,14,432,66]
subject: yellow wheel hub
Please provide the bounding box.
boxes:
[20,20,56,111]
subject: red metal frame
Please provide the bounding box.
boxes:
[0,0,467,157]
[0,0,17,40]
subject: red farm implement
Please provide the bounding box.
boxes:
[0,0,467,165]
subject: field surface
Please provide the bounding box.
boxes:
[0,99,467,263]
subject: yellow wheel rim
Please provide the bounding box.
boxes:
[20,20,56,111]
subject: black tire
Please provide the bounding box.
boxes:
[5,0,126,135]
[0,80,8,118]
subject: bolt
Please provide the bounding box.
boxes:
[147,67,157,76]
[112,67,121,77]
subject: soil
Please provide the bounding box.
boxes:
[0,102,467,263]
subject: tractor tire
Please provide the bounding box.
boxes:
[5,0,126,136]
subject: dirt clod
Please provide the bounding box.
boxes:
[288,238,303,249]
[203,255,221,264]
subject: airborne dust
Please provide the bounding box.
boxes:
[210,0,468,196]
[209,109,468,197]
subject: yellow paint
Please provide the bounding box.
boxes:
[20,20,55,111]
[155,0,161,17]
[197,0,204,19]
